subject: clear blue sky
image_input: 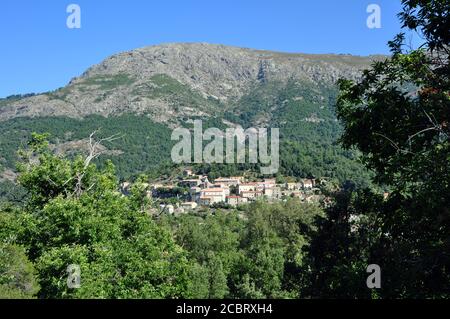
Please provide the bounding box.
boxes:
[0,0,413,98]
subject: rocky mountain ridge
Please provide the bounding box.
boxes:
[0,43,384,124]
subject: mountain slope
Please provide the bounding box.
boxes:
[0,43,381,184]
[0,43,383,123]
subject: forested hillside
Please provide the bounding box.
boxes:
[0,43,379,190]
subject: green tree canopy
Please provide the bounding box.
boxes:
[335,0,449,297]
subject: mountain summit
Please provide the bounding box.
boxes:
[0,43,382,123]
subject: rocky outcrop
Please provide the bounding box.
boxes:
[0,43,384,123]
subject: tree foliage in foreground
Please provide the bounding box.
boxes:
[159,200,324,299]
[1,133,192,298]
[0,132,324,299]
[335,0,449,297]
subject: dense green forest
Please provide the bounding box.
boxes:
[0,114,173,179]
[0,134,371,298]
[0,0,448,299]
[0,90,373,190]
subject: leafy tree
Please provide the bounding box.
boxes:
[336,0,449,298]
[304,189,383,298]
[0,207,39,298]
[13,133,193,298]
[161,211,244,298]
[236,202,288,298]
[202,252,229,299]
[0,243,39,299]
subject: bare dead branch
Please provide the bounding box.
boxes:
[72,131,123,198]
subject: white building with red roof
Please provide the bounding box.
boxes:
[199,188,226,205]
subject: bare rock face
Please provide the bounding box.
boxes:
[0,43,384,123]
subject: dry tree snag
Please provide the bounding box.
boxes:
[72,131,122,198]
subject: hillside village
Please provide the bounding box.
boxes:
[120,169,327,214]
